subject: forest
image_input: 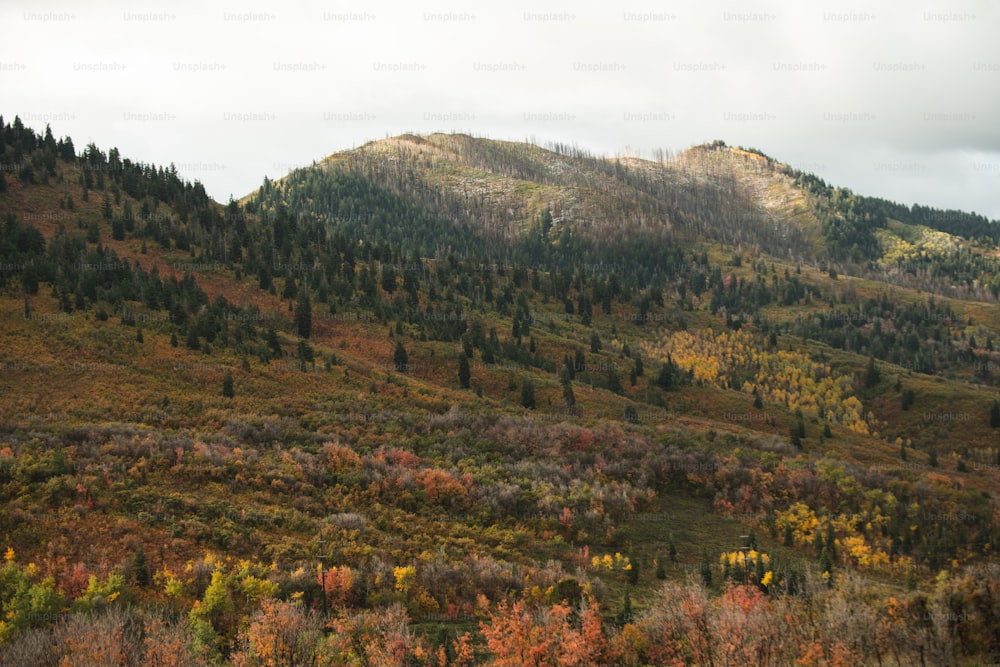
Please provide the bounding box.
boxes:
[1,118,999,665]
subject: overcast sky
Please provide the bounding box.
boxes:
[2,0,997,219]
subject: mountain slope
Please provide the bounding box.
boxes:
[2,119,1000,664]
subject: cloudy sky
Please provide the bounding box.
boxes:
[2,0,997,219]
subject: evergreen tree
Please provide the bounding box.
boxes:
[458,354,471,389]
[393,342,409,372]
[294,291,312,339]
[901,388,915,411]
[132,547,150,587]
[297,341,314,369]
[607,366,622,394]
[624,405,638,423]
[826,522,837,563]
[990,399,1000,428]
[656,359,676,390]
[561,374,576,409]
[266,326,282,357]
[819,547,833,586]
[700,551,713,587]
[616,586,633,625]
[864,356,881,388]
[281,276,298,301]
[590,330,601,353]
[520,377,536,409]
[222,370,234,398]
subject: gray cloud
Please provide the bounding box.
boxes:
[2,0,996,218]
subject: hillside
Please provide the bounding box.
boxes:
[1,118,1000,665]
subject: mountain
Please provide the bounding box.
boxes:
[1,118,999,664]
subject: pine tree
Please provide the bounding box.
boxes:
[590,330,601,353]
[864,356,880,388]
[458,354,471,389]
[222,370,234,398]
[282,276,298,301]
[902,388,915,411]
[607,366,622,394]
[393,342,408,372]
[266,327,282,357]
[521,377,536,409]
[826,522,837,563]
[990,399,1000,428]
[700,551,713,587]
[819,547,833,586]
[133,547,150,587]
[616,586,633,625]
[294,291,312,339]
[656,360,676,390]
[562,375,576,408]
